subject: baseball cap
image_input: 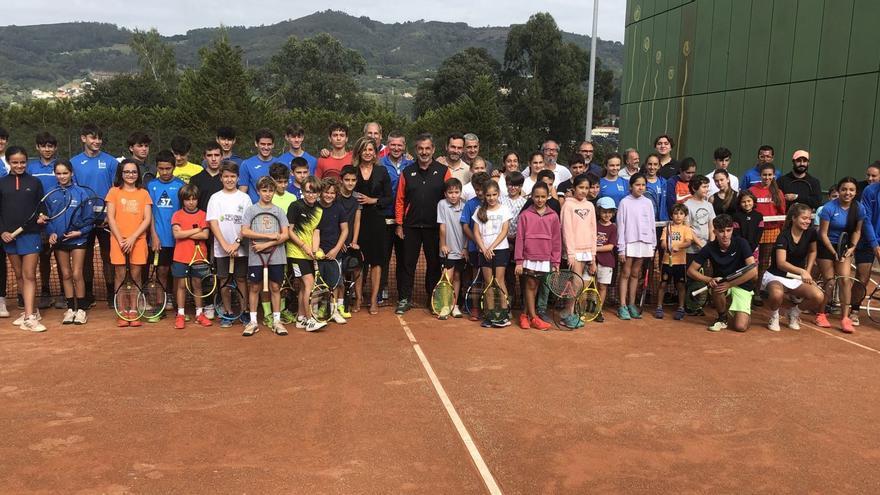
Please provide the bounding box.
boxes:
[792,150,810,161]
[596,197,616,210]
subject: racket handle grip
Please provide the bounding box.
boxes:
[229,256,235,274]
[786,272,803,280]
[263,267,269,292]
[691,285,709,296]
[9,226,23,239]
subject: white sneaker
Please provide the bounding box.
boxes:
[13,312,26,326]
[330,311,347,324]
[851,310,860,326]
[21,315,47,332]
[204,304,215,320]
[305,317,327,332]
[451,305,462,318]
[242,321,259,337]
[73,309,88,325]
[272,321,288,335]
[165,298,174,310]
[62,309,76,325]
[0,298,10,317]
[788,307,801,330]
[768,312,781,332]
[295,315,308,329]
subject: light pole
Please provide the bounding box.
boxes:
[585,0,599,141]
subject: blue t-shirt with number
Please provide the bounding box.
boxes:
[147,177,185,248]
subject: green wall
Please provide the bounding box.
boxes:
[620,0,880,188]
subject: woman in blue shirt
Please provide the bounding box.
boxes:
[598,153,629,207]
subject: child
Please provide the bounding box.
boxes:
[0,146,46,331]
[147,150,185,320]
[287,157,310,199]
[521,152,545,196]
[522,170,561,215]
[286,176,326,332]
[749,163,787,301]
[170,136,204,184]
[438,178,466,319]
[106,159,153,327]
[684,176,717,260]
[814,185,838,227]
[598,152,629,206]
[656,203,694,320]
[561,174,598,328]
[501,172,527,309]
[206,161,253,328]
[733,191,764,263]
[514,182,561,330]
[171,184,213,329]
[240,176,289,336]
[269,162,298,325]
[616,173,656,320]
[460,172,491,320]
[472,180,513,327]
[337,165,362,314]
[316,177,349,324]
[594,197,618,322]
[46,160,92,325]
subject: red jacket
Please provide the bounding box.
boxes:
[749,183,786,229]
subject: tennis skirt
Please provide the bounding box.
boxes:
[625,241,655,258]
[760,271,803,291]
[522,260,551,273]
[760,227,780,244]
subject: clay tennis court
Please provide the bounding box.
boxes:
[2,303,880,494]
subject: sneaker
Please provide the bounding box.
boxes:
[851,311,860,326]
[73,309,88,325]
[195,314,213,327]
[768,312,781,332]
[174,314,186,329]
[841,317,855,334]
[280,309,297,324]
[707,317,728,332]
[480,319,493,328]
[395,299,411,315]
[242,321,259,336]
[145,315,162,323]
[492,318,512,328]
[627,305,642,319]
[20,314,46,332]
[54,297,67,310]
[129,312,143,327]
[204,305,215,320]
[331,311,347,324]
[519,313,531,329]
[531,316,552,331]
[295,315,308,329]
[272,321,288,335]
[452,306,463,318]
[437,307,451,320]
[788,307,801,330]
[654,307,664,319]
[338,307,352,319]
[62,309,76,325]
[239,313,251,325]
[219,317,233,328]
[305,317,327,332]
[37,294,52,310]
[561,313,581,329]
[815,313,832,328]
[263,313,273,327]
[617,306,631,320]
[674,307,686,320]
[594,312,605,323]
[14,311,41,326]
[117,316,130,327]
[0,299,8,317]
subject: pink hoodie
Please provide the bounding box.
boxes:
[514,205,562,267]
[561,196,597,261]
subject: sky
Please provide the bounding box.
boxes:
[3,0,627,42]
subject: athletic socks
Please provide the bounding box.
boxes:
[249,311,258,322]
[273,312,281,323]
[195,307,203,317]
[178,308,185,316]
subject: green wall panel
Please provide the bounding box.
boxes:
[790,0,824,81]
[783,81,816,157]
[837,74,878,169]
[702,92,725,162]
[726,0,752,91]
[707,0,732,93]
[739,88,766,163]
[848,0,880,74]
[623,24,636,104]
[810,79,845,187]
[690,0,713,95]
[817,0,854,79]
[762,85,789,159]
[872,81,880,162]
[767,0,798,85]
[745,1,773,87]
[681,94,707,158]
[721,90,744,156]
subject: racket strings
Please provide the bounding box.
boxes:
[545,271,584,299]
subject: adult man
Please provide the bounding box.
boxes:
[619,148,640,180]
[191,141,225,212]
[444,132,471,185]
[119,131,153,180]
[277,124,318,176]
[27,132,61,309]
[523,139,572,186]
[463,133,493,171]
[778,150,822,210]
[706,147,740,195]
[365,122,388,158]
[687,214,758,332]
[576,141,603,177]
[214,126,243,165]
[72,123,118,306]
[394,133,452,314]
[740,145,781,189]
[379,131,414,304]
[238,128,277,203]
[856,161,880,200]
[315,122,353,179]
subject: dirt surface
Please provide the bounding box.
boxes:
[2,306,880,494]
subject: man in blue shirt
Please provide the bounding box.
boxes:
[73,123,118,307]
[27,132,61,310]
[147,151,185,318]
[740,144,781,189]
[238,128,277,203]
[379,131,414,303]
[277,124,317,176]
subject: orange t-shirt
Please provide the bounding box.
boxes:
[106,187,152,237]
[171,209,208,263]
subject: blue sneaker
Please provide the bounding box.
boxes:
[219,317,234,328]
[617,306,631,320]
[480,319,493,328]
[239,313,251,325]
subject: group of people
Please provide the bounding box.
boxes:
[1,122,879,335]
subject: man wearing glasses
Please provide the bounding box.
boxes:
[577,140,603,177]
[522,139,572,187]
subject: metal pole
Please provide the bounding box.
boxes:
[585,0,599,141]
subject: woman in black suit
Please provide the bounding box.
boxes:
[353,136,393,314]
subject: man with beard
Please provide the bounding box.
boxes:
[522,139,572,187]
[443,132,471,185]
[778,150,822,210]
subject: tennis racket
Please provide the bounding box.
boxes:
[826,275,867,315]
[341,246,363,314]
[639,264,651,309]
[184,243,217,298]
[685,267,709,314]
[431,268,455,318]
[310,259,333,323]
[575,275,603,322]
[143,251,168,320]
[214,256,245,321]
[666,220,674,267]
[836,232,850,263]
[480,276,509,324]
[249,212,282,292]
[279,264,299,317]
[66,189,107,236]
[10,186,71,239]
[691,263,757,296]
[865,285,880,324]
[544,269,585,299]
[113,253,147,322]
[462,263,484,320]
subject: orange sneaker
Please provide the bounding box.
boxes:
[117,317,130,328]
[841,317,855,334]
[174,314,186,329]
[531,316,552,331]
[519,313,531,329]
[129,312,143,327]
[195,314,213,327]
[815,313,831,328]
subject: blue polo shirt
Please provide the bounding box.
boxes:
[460,197,482,252]
[26,158,58,192]
[277,150,318,176]
[819,198,868,245]
[599,176,629,207]
[740,164,782,189]
[147,177,185,248]
[72,151,118,198]
[239,154,277,203]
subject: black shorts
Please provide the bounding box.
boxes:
[662,264,686,284]
[817,242,837,261]
[479,249,510,268]
[468,251,480,268]
[155,247,174,266]
[216,256,247,279]
[54,243,87,252]
[440,257,466,272]
[247,264,284,284]
[290,258,314,277]
[855,246,874,265]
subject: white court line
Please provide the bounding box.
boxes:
[397,315,502,495]
[797,320,880,355]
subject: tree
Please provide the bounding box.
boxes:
[129,28,178,94]
[259,33,369,114]
[501,13,613,152]
[413,47,501,118]
[77,73,168,109]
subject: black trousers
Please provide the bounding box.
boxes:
[0,245,6,297]
[399,226,440,301]
[380,222,405,299]
[83,228,114,301]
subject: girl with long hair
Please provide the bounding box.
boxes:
[616,173,656,320]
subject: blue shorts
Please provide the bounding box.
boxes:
[247,264,284,285]
[171,261,189,278]
[5,232,41,255]
[479,248,511,268]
